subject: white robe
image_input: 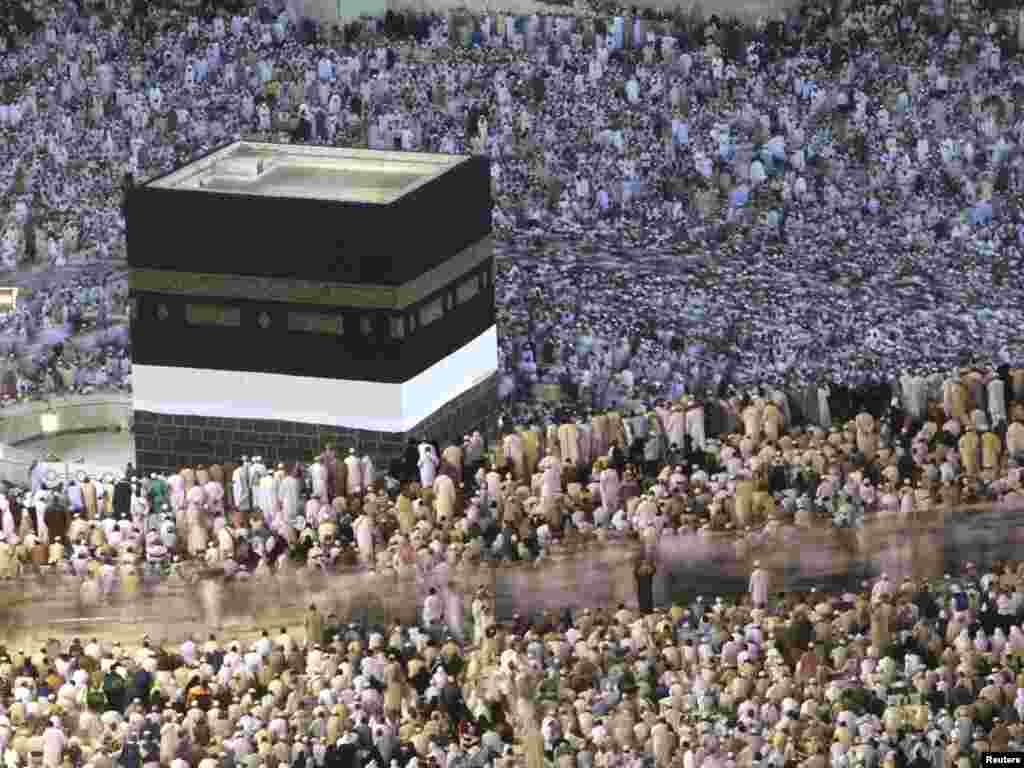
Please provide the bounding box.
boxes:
[818,387,831,429]
[418,446,438,487]
[310,461,327,503]
[186,504,208,555]
[541,466,561,499]
[1,499,14,539]
[260,475,280,528]
[360,456,374,489]
[217,527,234,560]
[445,588,465,639]
[345,455,363,495]
[279,476,301,523]
[34,496,49,544]
[232,466,251,512]
[42,728,64,768]
[685,406,706,451]
[989,379,1007,426]
[600,468,621,515]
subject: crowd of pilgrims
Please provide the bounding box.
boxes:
[6,361,1024,584]
[6,556,1024,768]
[7,0,1024,765]
[2,0,1024,408]
[0,270,130,405]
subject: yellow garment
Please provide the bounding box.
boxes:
[520,429,540,478]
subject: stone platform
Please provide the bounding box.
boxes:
[132,372,497,475]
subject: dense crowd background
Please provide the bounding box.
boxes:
[0,271,131,405]
[3,0,1024,765]
[3,0,1024,421]
[2,561,1024,768]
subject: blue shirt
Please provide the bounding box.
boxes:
[970,202,993,226]
[731,188,749,208]
[671,119,688,146]
[611,17,624,50]
[67,483,84,510]
[625,79,640,103]
[993,139,1010,165]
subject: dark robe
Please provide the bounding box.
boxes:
[635,563,655,614]
[44,503,68,542]
[321,447,338,501]
[113,480,133,519]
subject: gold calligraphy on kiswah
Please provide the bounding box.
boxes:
[130,237,492,311]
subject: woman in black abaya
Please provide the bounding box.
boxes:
[635,556,657,615]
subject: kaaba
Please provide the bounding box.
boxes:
[128,141,497,475]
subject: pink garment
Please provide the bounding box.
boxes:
[590,425,607,459]
[749,568,769,605]
[666,410,686,449]
[304,499,320,528]
[655,406,672,436]
[204,481,224,515]
[186,484,206,509]
[168,474,185,511]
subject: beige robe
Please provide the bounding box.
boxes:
[101,482,114,518]
[433,475,456,523]
[742,405,762,442]
[397,495,415,534]
[520,429,540,478]
[871,603,892,650]
[734,479,755,527]
[441,444,463,478]
[981,431,1001,469]
[591,414,610,455]
[607,411,626,448]
[0,540,14,578]
[546,424,561,462]
[762,403,782,442]
[503,433,526,481]
[959,431,980,477]
[558,423,580,466]
[1008,422,1024,456]
[523,726,545,768]
[383,660,404,714]
[81,480,97,519]
[950,382,968,423]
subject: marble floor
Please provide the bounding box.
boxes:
[15,429,134,471]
